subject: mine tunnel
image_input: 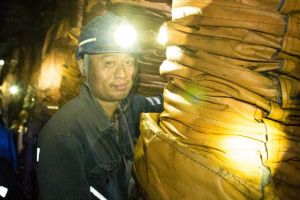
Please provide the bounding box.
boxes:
[0,0,299,199]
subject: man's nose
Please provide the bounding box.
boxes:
[114,64,126,79]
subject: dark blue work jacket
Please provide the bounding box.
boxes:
[37,85,163,200]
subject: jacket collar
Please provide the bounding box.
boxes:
[79,85,112,132]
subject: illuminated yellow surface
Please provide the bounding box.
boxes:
[38,54,62,90]
[172,6,203,20]
[166,46,182,60]
[157,24,168,45]
[136,0,300,199]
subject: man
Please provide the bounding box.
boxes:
[37,12,163,200]
[0,113,22,200]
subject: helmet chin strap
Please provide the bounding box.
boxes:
[83,54,113,114]
[83,54,90,87]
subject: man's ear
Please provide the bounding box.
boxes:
[77,59,85,76]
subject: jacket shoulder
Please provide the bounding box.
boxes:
[40,97,89,137]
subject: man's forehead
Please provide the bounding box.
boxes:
[90,53,135,60]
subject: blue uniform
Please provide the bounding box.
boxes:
[0,123,17,171]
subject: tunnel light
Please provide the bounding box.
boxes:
[9,85,19,95]
[46,105,59,110]
[114,23,137,48]
[0,59,4,66]
[0,186,8,198]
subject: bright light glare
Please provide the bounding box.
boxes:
[114,24,137,48]
[157,24,168,45]
[172,6,203,20]
[167,46,182,60]
[0,186,8,198]
[160,60,180,73]
[9,85,19,95]
[0,59,4,66]
[222,137,265,169]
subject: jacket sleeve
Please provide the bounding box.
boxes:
[37,129,90,200]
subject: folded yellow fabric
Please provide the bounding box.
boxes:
[165,25,278,61]
[280,0,300,14]
[160,62,274,111]
[172,1,286,36]
[166,49,278,98]
[172,0,300,14]
[279,58,300,80]
[279,75,300,109]
[135,1,300,199]
[166,21,282,48]
[135,113,268,200]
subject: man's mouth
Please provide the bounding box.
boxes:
[113,83,128,91]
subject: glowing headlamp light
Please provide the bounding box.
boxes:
[114,23,137,48]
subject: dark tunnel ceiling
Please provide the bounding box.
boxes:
[0,0,56,58]
[0,0,172,59]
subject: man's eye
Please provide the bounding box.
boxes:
[104,61,115,67]
[124,60,134,66]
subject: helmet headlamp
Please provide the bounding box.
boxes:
[78,23,138,49]
[114,23,137,48]
[77,13,141,59]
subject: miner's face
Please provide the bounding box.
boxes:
[87,53,136,102]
